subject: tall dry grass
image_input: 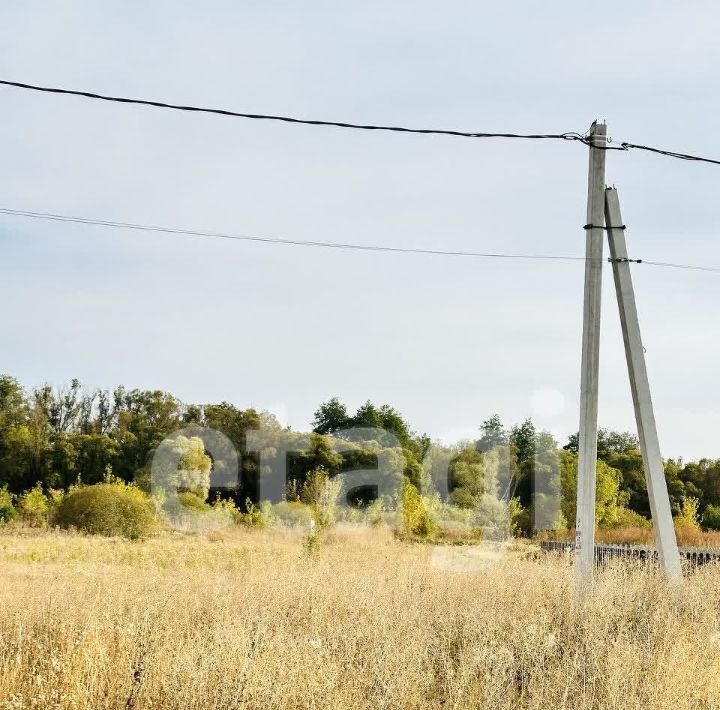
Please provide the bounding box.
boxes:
[1,526,720,709]
[544,526,720,548]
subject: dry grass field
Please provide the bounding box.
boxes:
[543,526,720,549]
[1,526,720,709]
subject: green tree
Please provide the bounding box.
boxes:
[0,485,16,523]
[510,419,536,465]
[448,448,485,508]
[289,433,344,489]
[203,402,263,503]
[352,401,384,432]
[476,414,508,453]
[564,428,639,459]
[0,375,27,431]
[312,397,350,435]
[72,434,119,486]
[152,435,213,502]
[703,503,720,531]
[606,449,649,518]
[17,485,50,527]
[664,459,687,516]
[112,388,184,480]
[700,462,720,508]
[560,451,626,529]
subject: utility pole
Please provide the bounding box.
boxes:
[575,121,607,586]
[605,187,682,581]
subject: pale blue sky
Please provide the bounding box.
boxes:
[1,1,719,457]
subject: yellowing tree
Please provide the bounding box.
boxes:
[560,451,625,529]
[153,435,212,502]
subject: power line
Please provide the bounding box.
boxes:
[1,206,718,273]
[617,142,720,167]
[4,79,720,166]
[0,79,587,144]
[0,207,589,262]
[641,260,720,273]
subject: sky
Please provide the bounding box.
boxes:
[1,1,719,459]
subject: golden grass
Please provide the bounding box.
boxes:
[544,526,720,548]
[1,526,720,709]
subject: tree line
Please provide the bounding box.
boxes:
[2,374,720,531]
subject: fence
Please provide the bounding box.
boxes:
[539,540,720,568]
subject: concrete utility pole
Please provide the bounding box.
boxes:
[605,187,682,581]
[575,121,607,585]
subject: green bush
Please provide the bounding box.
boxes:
[611,507,652,530]
[236,499,264,528]
[703,504,720,531]
[53,482,157,540]
[0,486,16,524]
[272,501,314,528]
[176,491,211,512]
[211,496,242,524]
[367,499,385,527]
[303,531,322,557]
[415,512,437,539]
[18,485,50,527]
[158,490,238,533]
[508,498,531,537]
[448,487,477,510]
[236,500,278,528]
[401,479,436,539]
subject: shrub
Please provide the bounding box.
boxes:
[159,491,239,533]
[303,530,322,557]
[236,499,266,528]
[703,504,720,531]
[300,467,342,527]
[334,505,366,525]
[176,491,210,512]
[236,500,279,529]
[611,507,652,530]
[47,488,65,509]
[152,435,212,500]
[449,487,477,510]
[272,501,314,528]
[17,485,50,527]
[367,499,385,527]
[53,482,157,540]
[415,512,437,539]
[401,479,436,539]
[0,486,16,524]
[674,497,701,532]
[211,496,242,524]
[508,497,531,537]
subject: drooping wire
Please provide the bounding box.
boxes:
[641,260,720,273]
[1,206,719,273]
[0,207,589,262]
[4,79,720,165]
[617,142,720,167]
[0,79,589,144]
